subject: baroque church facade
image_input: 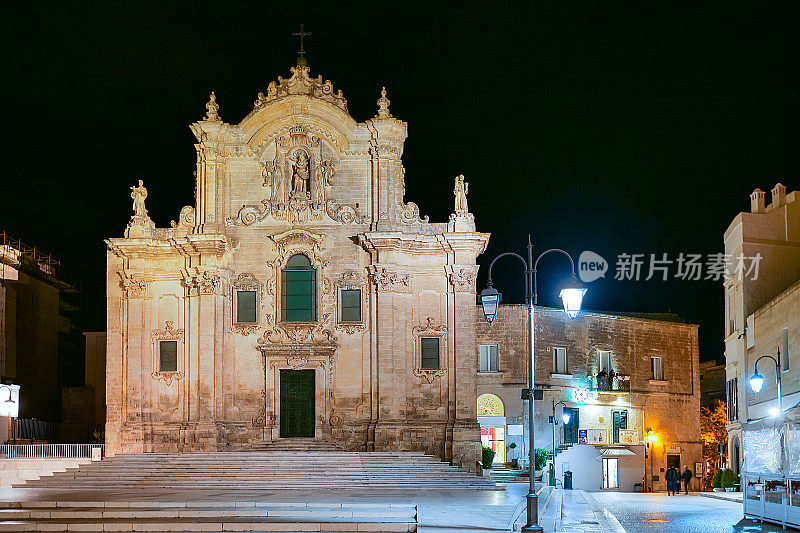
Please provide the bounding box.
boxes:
[105,61,489,471]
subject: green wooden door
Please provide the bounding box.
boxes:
[563,407,579,444]
[280,370,315,438]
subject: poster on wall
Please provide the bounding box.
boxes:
[618,430,639,445]
[578,430,587,444]
[587,429,607,444]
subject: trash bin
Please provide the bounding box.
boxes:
[564,470,573,490]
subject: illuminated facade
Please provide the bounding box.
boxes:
[104,61,489,471]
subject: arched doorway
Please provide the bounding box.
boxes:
[478,394,506,464]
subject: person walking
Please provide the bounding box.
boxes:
[665,466,678,495]
[681,465,693,494]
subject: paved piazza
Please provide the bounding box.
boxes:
[587,492,788,533]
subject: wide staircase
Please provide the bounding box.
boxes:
[489,464,529,483]
[17,449,499,491]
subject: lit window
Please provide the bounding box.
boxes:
[341,289,361,322]
[598,350,612,374]
[281,254,316,322]
[479,345,498,372]
[553,347,567,374]
[421,338,440,369]
[160,341,178,372]
[236,290,257,323]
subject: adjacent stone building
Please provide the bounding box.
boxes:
[723,184,800,474]
[700,359,726,409]
[476,305,702,492]
[104,61,488,470]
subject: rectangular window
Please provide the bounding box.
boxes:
[612,409,628,443]
[651,356,663,380]
[159,341,178,372]
[236,290,257,323]
[727,378,739,422]
[553,347,567,374]
[479,345,498,372]
[598,350,612,374]
[340,289,361,322]
[281,267,316,322]
[421,337,440,370]
[783,328,790,372]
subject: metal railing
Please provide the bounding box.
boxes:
[0,444,104,459]
[589,374,631,392]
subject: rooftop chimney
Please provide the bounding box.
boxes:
[750,188,765,213]
[771,183,786,208]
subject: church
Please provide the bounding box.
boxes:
[104,56,489,472]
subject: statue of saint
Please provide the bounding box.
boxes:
[454,175,469,214]
[130,180,148,218]
[291,151,310,194]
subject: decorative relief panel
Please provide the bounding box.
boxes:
[447,266,478,293]
[119,272,148,299]
[412,317,448,384]
[228,124,364,227]
[182,268,221,296]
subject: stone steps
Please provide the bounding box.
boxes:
[0,501,417,532]
[16,451,500,491]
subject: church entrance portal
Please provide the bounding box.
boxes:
[279,369,315,438]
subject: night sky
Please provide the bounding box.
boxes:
[3,2,799,363]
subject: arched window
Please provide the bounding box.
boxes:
[281,254,316,322]
[477,394,505,416]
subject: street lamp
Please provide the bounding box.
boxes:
[479,236,584,533]
[749,348,782,415]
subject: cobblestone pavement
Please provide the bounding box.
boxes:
[587,492,788,533]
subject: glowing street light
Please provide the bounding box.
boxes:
[749,371,764,394]
[750,348,782,416]
[559,276,587,320]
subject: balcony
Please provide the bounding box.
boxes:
[588,374,630,392]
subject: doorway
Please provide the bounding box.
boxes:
[480,427,506,464]
[279,369,315,438]
[612,409,628,443]
[667,454,680,470]
[602,457,619,489]
[563,407,579,444]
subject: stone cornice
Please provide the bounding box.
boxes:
[105,234,230,258]
[359,231,489,256]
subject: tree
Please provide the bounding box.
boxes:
[701,400,728,469]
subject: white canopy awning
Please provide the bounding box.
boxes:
[598,447,636,456]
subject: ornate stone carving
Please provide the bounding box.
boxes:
[253,65,347,112]
[368,266,410,293]
[258,314,336,344]
[205,92,221,121]
[448,267,477,293]
[130,180,149,219]
[413,368,446,384]
[183,269,221,296]
[326,199,366,224]
[151,371,185,386]
[152,321,184,342]
[120,273,148,298]
[377,86,391,118]
[448,174,476,232]
[251,415,266,428]
[286,356,309,369]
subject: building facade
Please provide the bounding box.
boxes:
[104,62,488,470]
[0,232,81,426]
[476,305,702,492]
[724,184,800,474]
[700,359,726,409]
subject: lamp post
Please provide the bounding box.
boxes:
[749,348,782,416]
[479,236,585,533]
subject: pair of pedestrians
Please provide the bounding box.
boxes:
[665,465,693,495]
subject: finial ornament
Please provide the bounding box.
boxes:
[292,24,312,67]
[377,86,392,118]
[454,175,469,214]
[205,92,221,122]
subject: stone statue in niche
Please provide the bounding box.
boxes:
[291,150,311,195]
[130,180,149,218]
[454,174,468,214]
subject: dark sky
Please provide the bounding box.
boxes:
[3,1,799,363]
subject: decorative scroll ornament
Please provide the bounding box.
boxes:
[151,371,185,386]
[368,266,410,293]
[170,206,196,228]
[377,86,391,118]
[400,201,429,225]
[253,65,348,112]
[287,356,309,369]
[251,415,266,428]
[205,92,221,121]
[152,321,184,341]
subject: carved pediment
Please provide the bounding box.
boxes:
[253,65,348,113]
